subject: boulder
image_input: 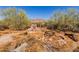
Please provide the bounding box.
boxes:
[45,32,77,52]
[12,43,28,52]
[0,34,14,51]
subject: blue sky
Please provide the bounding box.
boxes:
[0,6,79,20]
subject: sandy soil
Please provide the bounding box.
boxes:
[0,29,79,52]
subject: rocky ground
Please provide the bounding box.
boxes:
[0,29,79,52]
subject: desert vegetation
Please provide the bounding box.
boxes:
[0,8,30,30]
[47,8,79,32]
[0,8,79,52]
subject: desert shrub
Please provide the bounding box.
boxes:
[47,24,58,30]
[0,25,9,30]
[47,8,79,32]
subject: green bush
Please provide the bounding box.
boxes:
[0,8,31,30]
[47,8,79,32]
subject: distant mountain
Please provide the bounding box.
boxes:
[31,19,46,23]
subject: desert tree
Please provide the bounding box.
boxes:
[47,8,79,32]
[0,7,30,30]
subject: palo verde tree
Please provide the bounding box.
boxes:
[0,7,30,30]
[47,8,79,32]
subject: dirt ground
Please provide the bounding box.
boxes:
[0,29,79,52]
